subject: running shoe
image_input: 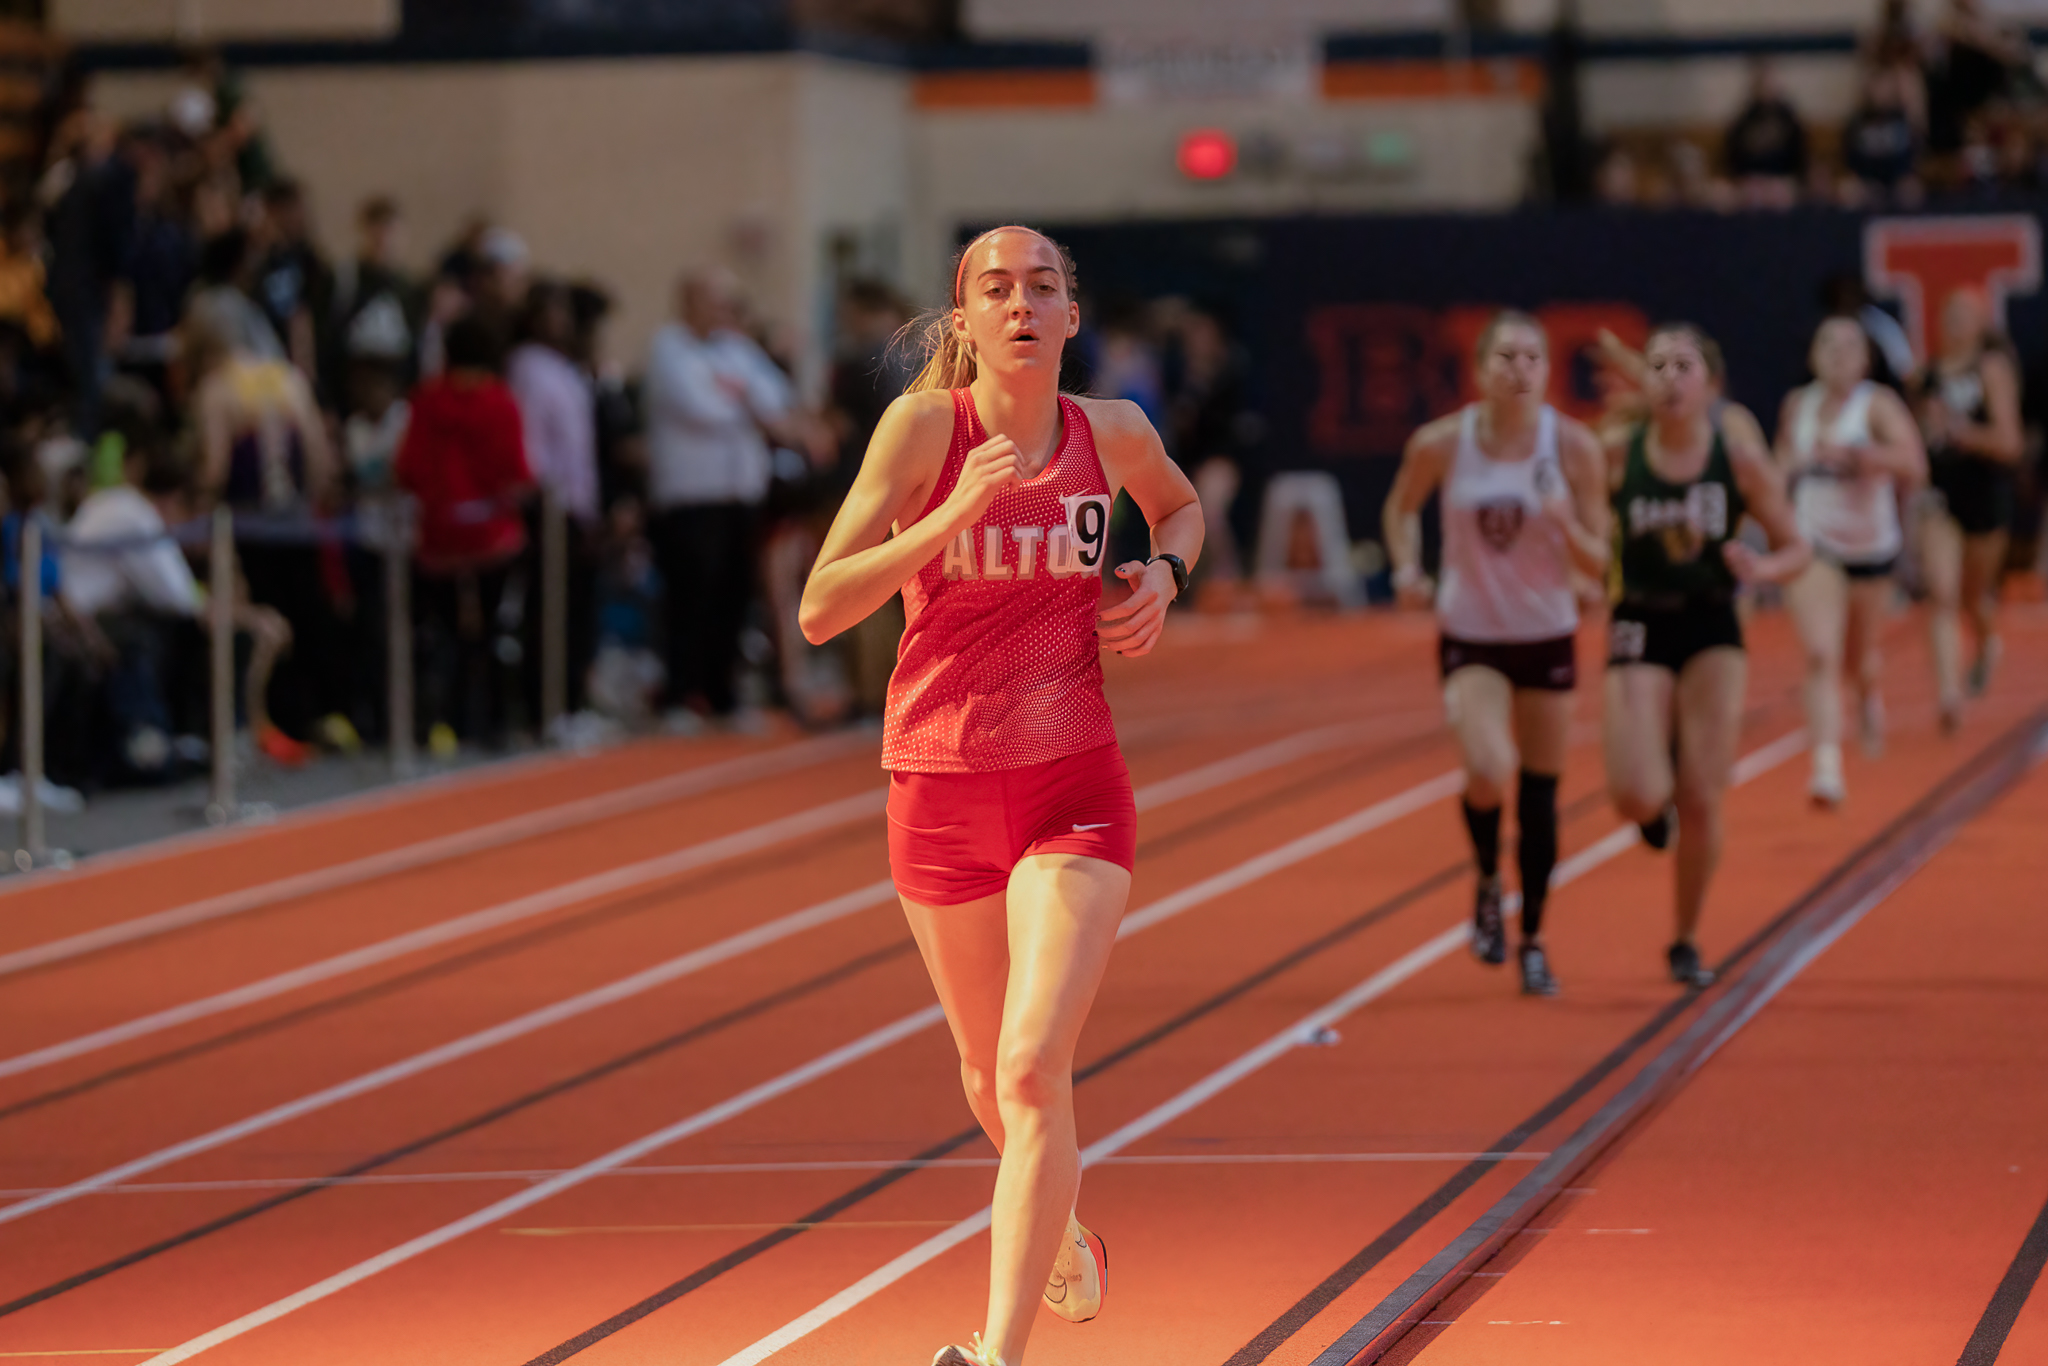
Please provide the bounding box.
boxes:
[1470,876,1507,965]
[1808,743,1845,809]
[428,722,460,759]
[931,1334,1006,1366]
[1939,699,1963,737]
[1638,806,1675,851]
[1667,941,1715,989]
[255,724,312,768]
[1518,942,1560,997]
[318,713,363,755]
[1044,1214,1107,1322]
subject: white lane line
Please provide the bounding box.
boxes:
[1127,721,1383,811]
[0,877,894,1226]
[4,718,1383,984]
[2,731,1451,1224]
[132,753,1478,1362]
[718,927,1469,1366]
[1,718,1389,1084]
[711,728,1807,1365]
[1119,770,1466,939]
[1732,728,1808,784]
[0,791,888,1086]
[0,1152,1549,1197]
[0,733,874,980]
[136,1006,949,1366]
[134,728,1803,1363]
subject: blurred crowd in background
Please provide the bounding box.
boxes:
[0,50,1263,801]
[1595,0,2048,210]
[12,0,2048,807]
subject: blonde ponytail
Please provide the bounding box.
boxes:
[901,225,1079,396]
[904,310,978,394]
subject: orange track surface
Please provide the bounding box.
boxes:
[1393,728,2048,1366]
[0,603,2041,1366]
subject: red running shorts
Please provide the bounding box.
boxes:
[887,742,1137,906]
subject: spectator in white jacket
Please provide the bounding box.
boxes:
[641,268,795,720]
[62,447,294,775]
[508,278,600,715]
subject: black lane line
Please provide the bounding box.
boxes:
[1304,707,2048,1366]
[13,714,1401,986]
[0,939,920,1320]
[1956,1188,2048,1365]
[511,788,1615,1366]
[1225,706,2041,1366]
[6,726,1468,1313]
[0,821,879,1124]
[1139,729,1447,861]
[8,745,887,983]
[519,1123,989,1366]
[2,723,1454,1125]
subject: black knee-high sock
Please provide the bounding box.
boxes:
[1517,770,1561,940]
[1462,800,1502,879]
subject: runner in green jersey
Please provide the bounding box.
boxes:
[1602,323,1810,989]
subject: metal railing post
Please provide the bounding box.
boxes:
[17,514,43,868]
[207,505,235,825]
[540,487,567,737]
[386,496,415,776]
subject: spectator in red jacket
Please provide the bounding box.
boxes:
[395,311,532,753]
[396,312,531,571]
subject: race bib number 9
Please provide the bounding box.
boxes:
[1048,494,1112,577]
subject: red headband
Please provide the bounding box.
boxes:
[953,225,1051,306]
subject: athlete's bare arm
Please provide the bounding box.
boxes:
[798,389,1024,645]
[1770,388,1805,474]
[1081,396,1202,659]
[1382,414,1459,605]
[1599,422,1635,494]
[1719,402,1812,585]
[1860,387,1930,486]
[1948,348,2024,464]
[1781,383,1928,486]
[284,367,337,507]
[1551,414,1612,577]
[1596,328,1650,391]
[195,374,236,500]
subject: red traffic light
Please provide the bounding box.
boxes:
[1177,128,1237,181]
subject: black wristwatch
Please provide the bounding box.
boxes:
[1147,552,1190,598]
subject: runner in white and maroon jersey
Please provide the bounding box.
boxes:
[799,227,1201,1366]
[1383,311,1611,997]
[1773,314,1926,806]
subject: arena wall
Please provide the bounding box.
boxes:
[92,55,909,390]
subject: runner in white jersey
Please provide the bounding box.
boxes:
[1385,311,1609,996]
[1773,315,1925,807]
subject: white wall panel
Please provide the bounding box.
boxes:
[52,0,397,41]
[965,0,1447,40]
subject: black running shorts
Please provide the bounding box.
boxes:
[1606,601,1743,674]
[1930,455,2015,538]
[1813,547,1897,580]
[1439,633,1578,692]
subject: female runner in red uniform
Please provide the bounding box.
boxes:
[799,227,1202,1366]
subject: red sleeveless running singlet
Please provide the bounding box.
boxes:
[881,389,1119,773]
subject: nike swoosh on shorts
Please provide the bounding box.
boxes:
[1072,822,1113,832]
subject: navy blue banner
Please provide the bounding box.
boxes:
[1051,206,2046,540]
